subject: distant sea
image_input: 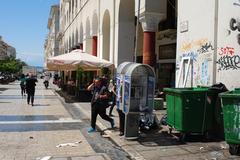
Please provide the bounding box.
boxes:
[35,66,43,72]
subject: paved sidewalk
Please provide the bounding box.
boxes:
[0,80,109,160]
[73,102,239,160]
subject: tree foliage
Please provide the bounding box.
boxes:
[0,57,27,73]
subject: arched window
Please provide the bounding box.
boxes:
[75,0,78,11]
[72,0,74,14]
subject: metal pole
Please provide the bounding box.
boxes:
[134,0,141,63]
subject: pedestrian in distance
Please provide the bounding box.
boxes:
[25,73,38,106]
[43,73,50,89]
[87,77,115,133]
[19,74,26,97]
[108,79,116,117]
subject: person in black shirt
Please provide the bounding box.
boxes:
[25,73,38,106]
[87,77,114,133]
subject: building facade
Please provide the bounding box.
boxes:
[55,0,179,90]
[44,5,60,68]
[46,0,240,90]
[0,36,16,60]
[58,0,169,65]
[176,0,240,90]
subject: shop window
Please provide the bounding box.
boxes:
[159,44,176,60]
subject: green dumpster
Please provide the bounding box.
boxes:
[164,88,218,139]
[219,89,240,155]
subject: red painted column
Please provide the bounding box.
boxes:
[79,43,83,50]
[92,36,97,56]
[143,31,155,67]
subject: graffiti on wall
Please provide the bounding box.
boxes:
[219,47,235,56]
[201,60,210,85]
[193,61,210,86]
[178,38,214,86]
[181,38,208,52]
[217,47,240,70]
[179,51,198,62]
[229,18,240,45]
[197,42,214,54]
[217,55,240,70]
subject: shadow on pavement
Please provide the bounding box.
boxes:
[137,129,224,147]
[0,88,8,91]
[0,115,60,121]
[32,104,50,107]
[0,122,82,132]
[137,130,184,147]
[0,101,11,104]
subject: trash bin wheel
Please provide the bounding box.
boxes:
[179,133,187,143]
[229,144,240,155]
[203,131,210,140]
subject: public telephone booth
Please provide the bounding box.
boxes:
[117,62,156,139]
[116,62,133,111]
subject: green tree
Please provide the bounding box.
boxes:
[0,57,27,74]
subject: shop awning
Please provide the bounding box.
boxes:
[47,49,114,71]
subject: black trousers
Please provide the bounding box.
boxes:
[20,85,26,96]
[91,103,113,129]
[27,90,35,104]
[117,109,125,133]
[109,103,115,115]
[109,95,116,115]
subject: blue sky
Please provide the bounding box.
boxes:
[0,0,59,67]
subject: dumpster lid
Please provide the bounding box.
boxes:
[219,89,240,98]
[163,87,210,94]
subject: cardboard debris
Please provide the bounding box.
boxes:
[56,141,82,148]
[38,156,52,160]
[102,134,110,138]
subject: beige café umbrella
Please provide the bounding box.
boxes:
[47,49,114,71]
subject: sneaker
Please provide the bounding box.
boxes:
[110,120,115,128]
[88,127,96,133]
[31,104,34,106]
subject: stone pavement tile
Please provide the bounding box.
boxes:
[0,130,95,160]
[71,155,106,160]
[0,82,71,118]
[129,143,182,152]
[49,153,110,160]
[158,150,238,160]
[179,142,228,154]
[138,147,190,160]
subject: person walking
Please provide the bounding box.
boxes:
[87,77,114,133]
[43,73,50,89]
[25,73,38,106]
[108,79,116,117]
[19,74,26,97]
[116,79,125,136]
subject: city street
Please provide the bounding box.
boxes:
[1,79,240,160]
[0,80,129,160]
[1,0,240,159]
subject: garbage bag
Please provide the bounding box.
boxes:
[139,112,159,131]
